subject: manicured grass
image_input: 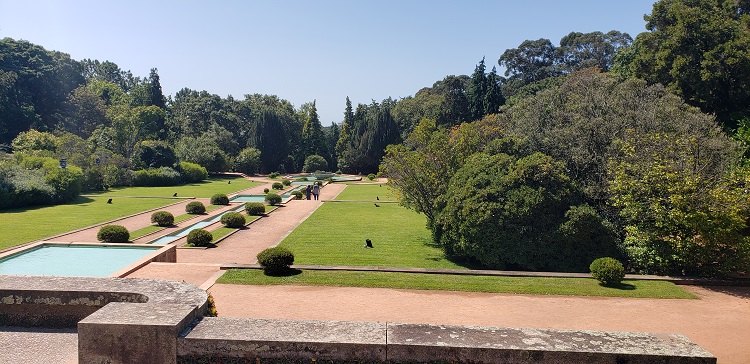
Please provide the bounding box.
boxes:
[129,225,164,239]
[211,227,236,241]
[0,196,175,249]
[333,183,398,201]
[278,200,462,269]
[174,213,200,224]
[217,269,696,299]
[89,176,261,198]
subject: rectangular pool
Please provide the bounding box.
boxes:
[0,244,163,277]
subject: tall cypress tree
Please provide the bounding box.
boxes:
[336,97,354,167]
[147,68,167,138]
[484,66,505,115]
[467,58,487,121]
[301,100,326,158]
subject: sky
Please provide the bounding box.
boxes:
[0,1,656,124]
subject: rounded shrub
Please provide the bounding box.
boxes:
[282,179,292,186]
[257,247,295,275]
[210,193,229,205]
[265,192,282,205]
[151,211,174,227]
[97,225,130,243]
[367,173,376,181]
[268,172,280,178]
[245,202,265,216]
[220,212,246,228]
[590,257,626,286]
[185,201,206,214]
[186,228,213,247]
[291,190,303,200]
[272,182,284,190]
[263,188,270,194]
[178,161,208,182]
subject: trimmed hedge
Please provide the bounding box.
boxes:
[131,167,182,186]
[272,182,284,190]
[220,212,246,228]
[257,247,294,275]
[185,201,206,214]
[282,179,292,186]
[590,257,626,286]
[187,228,213,247]
[245,202,265,216]
[97,225,130,243]
[265,192,282,205]
[210,193,229,205]
[150,211,174,227]
[178,161,208,182]
[291,190,303,200]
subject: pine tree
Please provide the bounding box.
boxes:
[484,66,505,115]
[301,100,326,158]
[467,58,487,121]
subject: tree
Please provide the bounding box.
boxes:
[233,147,261,175]
[64,84,110,138]
[558,30,632,72]
[133,140,177,169]
[466,58,487,121]
[437,75,469,126]
[301,100,326,158]
[628,0,750,129]
[303,154,328,172]
[11,129,57,153]
[483,66,504,115]
[498,38,560,97]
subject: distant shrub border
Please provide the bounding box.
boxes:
[210,193,229,205]
[590,257,626,286]
[185,201,206,214]
[150,211,174,227]
[245,202,265,216]
[220,212,246,228]
[257,247,295,275]
[187,228,213,247]
[97,225,130,243]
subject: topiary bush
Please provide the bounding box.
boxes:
[151,211,174,227]
[263,188,269,194]
[367,173,376,181]
[210,193,229,205]
[220,212,246,228]
[265,192,282,205]
[590,257,626,286]
[268,172,280,178]
[272,182,284,190]
[177,161,208,182]
[186,228,213,247]
[291,190,303,200]
[185,201,206,214]
[245,202,266,216]
[256,247,295,275]
[282,179,292,186]
[97,225,130,243]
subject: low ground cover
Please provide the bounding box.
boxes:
[0,196,174,249]
[217,269,696,299]
[333,183,397,201]
[86,176,261,198]
[278,197,462,269]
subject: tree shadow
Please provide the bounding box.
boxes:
[264,268,303,277]
[698,285,750,299]
[2,196,96,214]
[602,282,636,290]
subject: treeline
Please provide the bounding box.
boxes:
[383,0,750,278]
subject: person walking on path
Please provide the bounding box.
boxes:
[312,183,320,201]
[305,185,312,200]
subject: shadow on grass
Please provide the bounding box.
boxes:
[600,282,636,290]
[264,268,303,277]
[1,196,96,214]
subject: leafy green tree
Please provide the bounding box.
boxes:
[233,147,261,175]
[498,38,560,97]
[558,30,632,72]
[133,140,177,169]
[175,134,229,172]
[301,100,327,158]
[11,129,57,153]
[64,84,109,138]
[303,154,328,172]
[628,0,750,128]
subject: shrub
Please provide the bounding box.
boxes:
[210,193,229,205]
[265,192,282,205]
[97,225,130,243]
[268,172,280,178]
[178,161,208,182]
[151,211,174,227]
[185,201,206,214]
[282,179,292,186]
[291,190,303,200]
[131,167,182,186]
[263,188,269,194]
[220,212,246,228]
[303,154,328,172]
[367,173,376,181]
[296,177,309,182]
[590,257,626,286]
[187,228,213,247]
[272,182,284,190]
[245,202,266,216]
[257,247,295,275]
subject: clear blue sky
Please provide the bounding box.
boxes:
[1,1,656,124]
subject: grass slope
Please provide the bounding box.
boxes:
[218,269,696,299]
[88,176,261,198]
[333,183,398,201]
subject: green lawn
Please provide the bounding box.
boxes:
[333,183,398,201]
[88,176,262,198]
[278,199,463,269]
[0,196,175,249]
[129,225,164,239]
[217,269,696,299]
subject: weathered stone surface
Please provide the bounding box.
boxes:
[178,317,387,362]
[79,302,198,364]
[387,323,716,363]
